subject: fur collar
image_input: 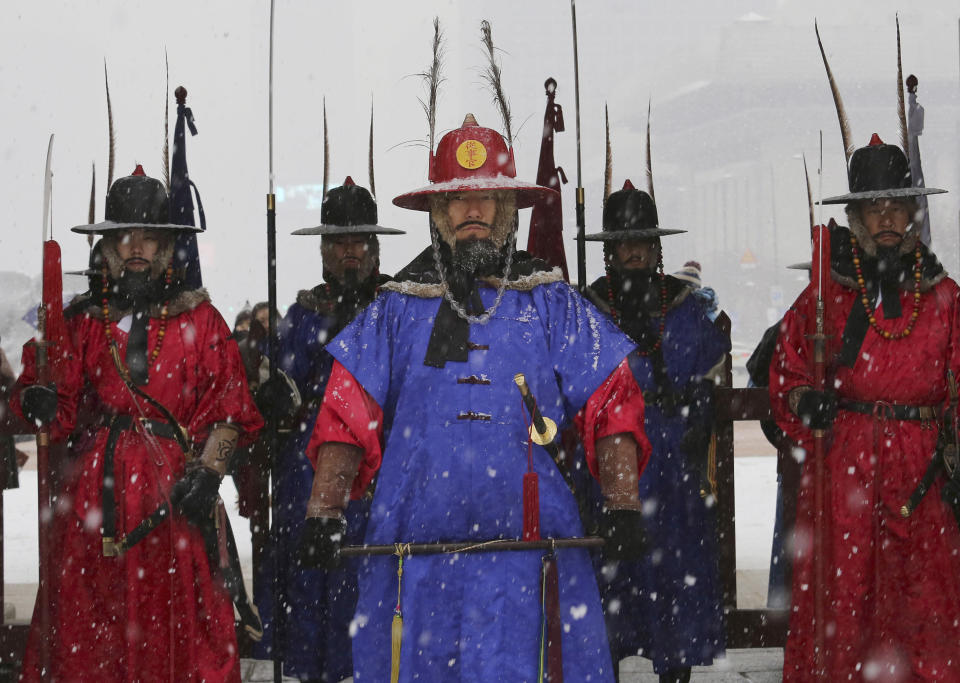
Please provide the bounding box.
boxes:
[382,267,564,298]
[78,287,211,321]
[295,274,390,313]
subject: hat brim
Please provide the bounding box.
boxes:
[64,268,97,276]
[71,221,203,235]
[291,223,406,236]
[392,176,559,211]
[787,262,812,271]
[583,228,686,241]
[819,187,947,205]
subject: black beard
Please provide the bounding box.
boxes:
[453,238,501,275]
[114,270,164,310]
[339,268,361,290]
[117,270,158,304]
[875,245,904,283]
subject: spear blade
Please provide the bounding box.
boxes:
[41,134,54,244]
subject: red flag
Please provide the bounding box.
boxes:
[526,78,569,280]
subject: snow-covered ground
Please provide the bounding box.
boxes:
[3,454,779,611]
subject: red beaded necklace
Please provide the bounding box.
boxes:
[606,250,668,356]
[849,235,923,340]
[101,263,172,365]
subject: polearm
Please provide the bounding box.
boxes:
[341,537,603,558]
[810,131,830,679]
[265,2,284,681]
[36,133,58,681]
[570,0,586,293]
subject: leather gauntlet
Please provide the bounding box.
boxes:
[596,432,642,511]
[305,442,363,520]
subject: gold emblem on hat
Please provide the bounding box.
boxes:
[456,140,487,170]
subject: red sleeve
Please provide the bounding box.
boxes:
[573,359,651,480]
[769,286,816,449]
[10,320,83,441]
[307,360,385,499]
[185,304,264,446]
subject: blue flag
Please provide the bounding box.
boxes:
[169,88,206,288]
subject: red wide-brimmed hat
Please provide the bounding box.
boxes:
[393,114,558,212]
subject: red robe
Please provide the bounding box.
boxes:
[13,294,262,683]
[772,275,960,681]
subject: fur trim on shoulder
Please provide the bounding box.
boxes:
[381,267,565,298]
[832,267,946,293]
[296,288,325,313]
[83,287,211,321]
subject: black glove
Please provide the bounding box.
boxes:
[170,467,222,526]
[298,516,347,570]
[600,507,647,561]
[680,423,711,460]
[796,389,837,430]
[21,384,58,426]
[255,374,299,421]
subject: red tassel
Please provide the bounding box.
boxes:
[523,471,541,541]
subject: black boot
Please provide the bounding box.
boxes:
[659,667,691,683]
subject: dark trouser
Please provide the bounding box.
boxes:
[659,667,691,683]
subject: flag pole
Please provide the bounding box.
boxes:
[570,0,586,293]
[266,2,283,681]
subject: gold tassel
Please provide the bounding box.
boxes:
[390,544,408,683]
[706,431,718,499]
[390,610,402,683]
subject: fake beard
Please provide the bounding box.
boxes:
[876,244,905,283]
[452,237,502,276]
[115,268,162,308]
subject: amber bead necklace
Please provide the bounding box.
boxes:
[101,263,171,364]
[849,235,923,340]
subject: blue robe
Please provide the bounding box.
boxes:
[591,285,729,673]
[328,278,635,682]
[253,297,369,681]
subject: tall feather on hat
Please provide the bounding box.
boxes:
[393,18,556,212]
[585,103,684,241]
[291,101,403,237]
[815,20,946,205]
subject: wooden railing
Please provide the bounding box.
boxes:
[713,311,800,647]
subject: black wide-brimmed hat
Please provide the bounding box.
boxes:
[584,180,686,241]
[292,177,405,236]
[821,134,947,205]
[71,165,202,234]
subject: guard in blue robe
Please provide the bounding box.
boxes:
[252,177,404,682]
[299,113,652,683]
[585,179,729,683]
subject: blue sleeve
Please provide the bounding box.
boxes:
[276,304,335,402]
[535,282,637,413]
[688,297,730,379]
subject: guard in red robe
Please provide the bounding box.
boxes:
[770,132,960,680]
[13,167,262,682]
